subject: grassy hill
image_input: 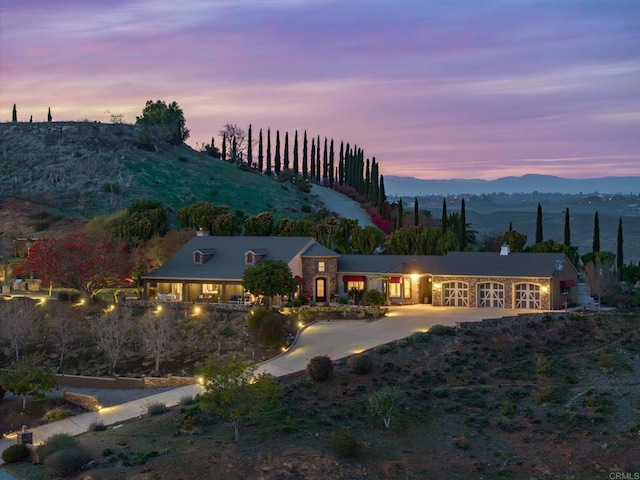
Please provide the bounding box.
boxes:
[0,121,313,233]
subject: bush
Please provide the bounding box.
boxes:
[257,313,285,348]
[57,291,83,302]
[363,289,386,306]
[88,420,107,432]
[0,383,5,400]
[247,307,271,329]
[307,355,334,382]
[43,406,73,421]
[179,395,196,405]
[44,446,91,478]
[37,433,79,463]
[146,402,168,415]
[331,429,361,458]
[429,324,456,336]
[348,353,373,375]
[1,444,30,463]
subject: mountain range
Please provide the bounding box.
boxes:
[385,174,640,197]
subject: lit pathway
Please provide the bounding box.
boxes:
[1,305,536,466]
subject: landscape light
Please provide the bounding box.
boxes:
[193,306,201,315]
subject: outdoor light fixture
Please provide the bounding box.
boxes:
[541,285,549,294]
[433,283,442,290]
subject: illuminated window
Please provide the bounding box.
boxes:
[403,278,411,299]
[346,280,364,291]
[318,261,326,273]
[389,282,401,298]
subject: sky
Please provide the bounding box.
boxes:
[1,0,639,180]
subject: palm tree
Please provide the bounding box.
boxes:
[447,212,477,248]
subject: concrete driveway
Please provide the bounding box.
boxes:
[257,304,537,377]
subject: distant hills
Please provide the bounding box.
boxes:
[385,174,640,196]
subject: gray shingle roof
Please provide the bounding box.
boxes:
[301,243,340,257]
[143,236,316,281]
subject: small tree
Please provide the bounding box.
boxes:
[242,259,297,307]
[47,107,52,122]
[12,103,17,122]
[306,355,333,382]
[367,386,402,429]
[0,297,37,361]
[535,203,543,244]
[199,362,282,442]
[0,354,56,410]
[135,100,189,149]
[138,308,178,373]
[92,308,134,373]
[583,254,617,312]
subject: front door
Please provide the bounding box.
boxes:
[315,277,327,302]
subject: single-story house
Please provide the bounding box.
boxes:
[142,233,578,310]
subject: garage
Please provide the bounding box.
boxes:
[478,282,504,308]
[514,283,540,309]
[442,281,468,307]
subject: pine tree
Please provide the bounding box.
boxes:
[302,130,308,179]
[441,199,447,233]
[329,139,335,186]
[293,130,299,175]
[283,131,289,171]
[535,203,543,244]
[12,104,17,122]
[221,132,227,161]
[564,207,571,246]
[258,128,264,173]
[459,198,467,251]
[593,210,600,253]
[617,217,623,273]
[247,124,253,167]
[47,107,52,122]
[310,138,316,180]
[414,198,419,226]
[377,175,386,216]
[266,128,272,175]
[397,200,403,229]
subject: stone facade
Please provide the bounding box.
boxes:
[301,256,338,303]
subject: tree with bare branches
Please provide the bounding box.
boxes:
[583,253,617,312]
[43,300,83,370]
[219,124,247,163]
[92,308,134,373]
[138,307,178,374]
[0,297,37,361]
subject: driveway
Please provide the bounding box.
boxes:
[311,184,373,226]
[256,304,537,377]
[0,305,535,465]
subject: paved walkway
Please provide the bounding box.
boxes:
[0,305,535,469]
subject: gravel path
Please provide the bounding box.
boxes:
[310,184,374,227]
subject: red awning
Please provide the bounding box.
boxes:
[294,275,304,285]
[389,276,402,283]
[560,280,576,288]
[343,275,365,282]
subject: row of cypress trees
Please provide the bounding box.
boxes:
[11,104,52,123]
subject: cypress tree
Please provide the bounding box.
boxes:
[221,132,227,161]
[322,137,328,183]
[377,175,386,216]
[509,222,513,232]
[339,141,344,185]
[12,104,17,122]
[535,203,543,244]
[302,130,308,179]
[593,210,600,253]
[316,135,321,183]
[293,130,299,175]
[414,198,419,226]
[441,199,447,233]
[29,115,32,123]
[283,131,289,171]
[459,198,467,251]
[563,207,571,246]
[310,138,316,180]
[329,139,335,186]
[247,124,253,167]
[47,107,52,122]
[266,128,272,175]
[617,217,623,273]
[274,130,281,174]
[397,200,403,230]
[231,135,238,163]
[258,128,264,173]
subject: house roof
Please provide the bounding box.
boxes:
[338,252,573,278]
[143,236,316,281]
[301,243,340,257]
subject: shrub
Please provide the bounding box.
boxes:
[179,395,196,405]
[0,383,4,400]
[348,353,373,375]
[37,433,79,463]
[146,402,168,415]
[307,355,334,382]
[331,429,361,458]
[429,324,456,336]
[1,444,30,463]
[535,354,553,375]
[535,388,554,404]
[88,420,107,432]
[44,446,91,478]
[57,291,83,302]
[257,313,285,348]
[362,289,385,306]
[247,307,271,329]
[43,406,73,421]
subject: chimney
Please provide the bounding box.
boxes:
[500,243,510,256]
[196,228,209,237]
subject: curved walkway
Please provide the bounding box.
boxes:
[0,305,536,466]
[310,184,373,226]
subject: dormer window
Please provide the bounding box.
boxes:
[192,248,215,265]
[244,248,268,266]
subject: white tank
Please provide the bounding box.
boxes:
[576,283,591,305]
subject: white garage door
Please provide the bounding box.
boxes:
[514,283,540,309]
[478,282,504,308]
[443,281,468,307]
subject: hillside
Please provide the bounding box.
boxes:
[0,121,314,229]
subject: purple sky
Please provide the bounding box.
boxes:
[1,0,639,180]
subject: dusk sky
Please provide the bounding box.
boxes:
[1,0,639,180]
